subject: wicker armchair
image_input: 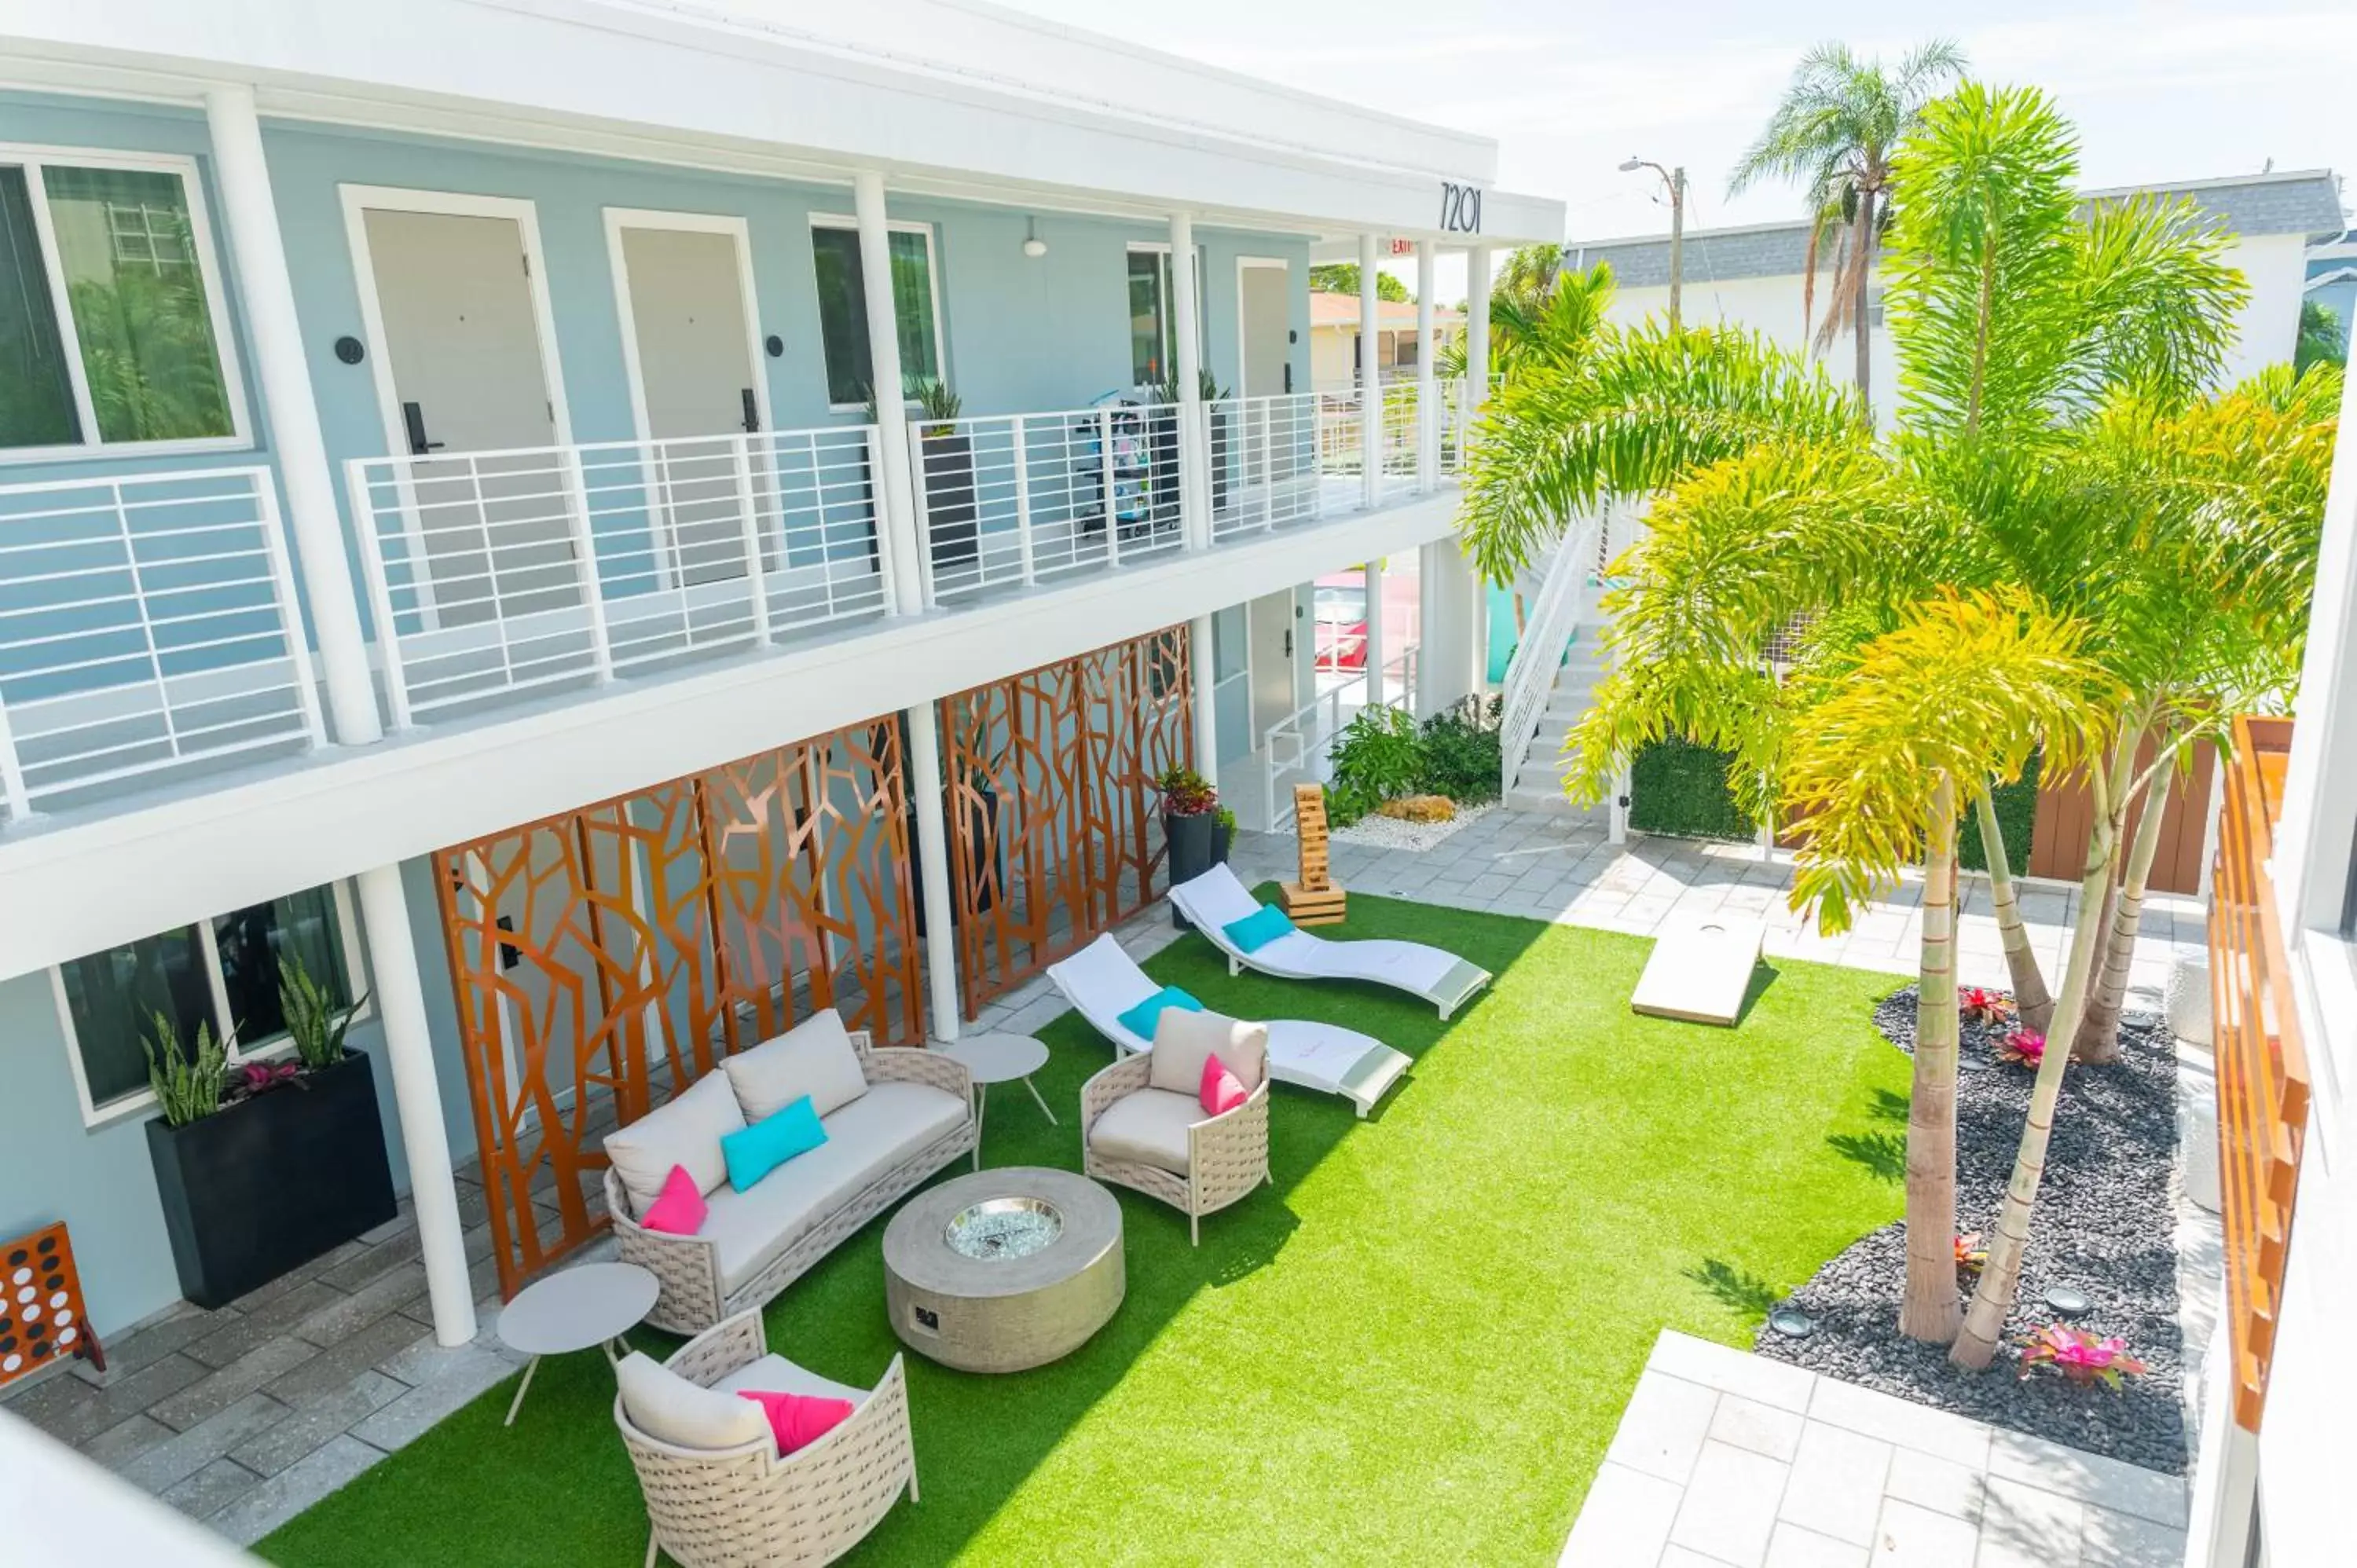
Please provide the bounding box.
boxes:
[616,1310,916,1568]
[606,1032,976,1334]
[1081,1053,1271,1245]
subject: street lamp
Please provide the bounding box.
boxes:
[1620,157,1688,332]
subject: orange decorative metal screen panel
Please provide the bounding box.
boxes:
[2208,715,2310,1433]
[434,720,921,1298]
[941,625,1193,1017]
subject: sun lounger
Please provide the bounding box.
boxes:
[1044,934,1411,1118]
[1169,864,1493,1020]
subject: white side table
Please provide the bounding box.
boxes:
[938,1034,1057,1169]
[496,1260,660,1426]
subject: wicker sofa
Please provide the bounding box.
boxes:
[614,1309,916,1568]
[1082,1009,1271,1245]
[603,1015,976,1334]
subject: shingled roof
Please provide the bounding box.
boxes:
[1572,169,2346,289]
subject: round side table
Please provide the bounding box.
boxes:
[938,1034,1056,1168]
[495,1260,660,1427]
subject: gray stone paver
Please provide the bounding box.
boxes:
[1562,1333,2189,1568]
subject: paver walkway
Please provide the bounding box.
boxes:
[1565,1332,2190,1568]
[0,808,2205,1548]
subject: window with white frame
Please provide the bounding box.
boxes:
[53,885,364,1123]
[1127,245,1206,390]
[809,218,943,408]
[0,148,247,456]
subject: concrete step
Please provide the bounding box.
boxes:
[1505,783,1606,819]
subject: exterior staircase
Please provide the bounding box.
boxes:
[1504,637,1610,819]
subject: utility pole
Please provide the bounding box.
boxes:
[1621,158,1688,332]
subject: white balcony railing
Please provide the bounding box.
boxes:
[1262,641,1419,830]
[0,465,324,820]
[910,404,1186,603]
[347,427,885,726]
[1207,392,1325,542]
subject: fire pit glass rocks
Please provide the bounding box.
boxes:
[945,1197,1064,1262]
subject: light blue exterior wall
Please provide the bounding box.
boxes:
[0,90,1314,643]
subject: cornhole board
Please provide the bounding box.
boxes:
[1630,914,1768,1026]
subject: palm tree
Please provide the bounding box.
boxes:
[2297,299,2348,376]
[1728,39,1967,405]
[1465,82,2333,1350]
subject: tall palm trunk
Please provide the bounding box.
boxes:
[1853,190,1876,405]
[1951,727,2135,1370]
[1902,775,1964,1343]
[2073,761,2177,1064]
[1974,783,2052,1032]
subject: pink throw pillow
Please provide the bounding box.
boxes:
[736,1389,856,1455]
[640,1164,707,1236]
[1200,1051,1248,1116]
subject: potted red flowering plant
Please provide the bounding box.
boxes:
[1997,1028,2046,1068]
[1158,765,1229,925]
[1959,987,2012,1027]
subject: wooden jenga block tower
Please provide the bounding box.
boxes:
[1281,784,1348,926]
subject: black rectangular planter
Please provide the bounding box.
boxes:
[145,1050,398,1310]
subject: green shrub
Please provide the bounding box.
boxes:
[1958,751,2041,874]
[1328,706,1423,826]
[1415,695,1504,804]
[1628,735,1755,841]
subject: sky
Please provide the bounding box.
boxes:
[990,0,2357,300]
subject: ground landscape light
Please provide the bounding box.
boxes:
[1768,1306,1816,1339]
[2043,1284,2093,1319]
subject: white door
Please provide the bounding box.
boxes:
[612,219,765,588]
[1248,589,1297,739]
[1238,262,1299,496]
[360,203,573,625]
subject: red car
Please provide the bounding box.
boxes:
[1312,569,1418,671]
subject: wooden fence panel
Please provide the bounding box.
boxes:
[2025,736,2217,895]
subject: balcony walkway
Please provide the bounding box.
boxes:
[0,805,2205,1547]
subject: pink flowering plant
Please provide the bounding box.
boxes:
[2018,1324,2147,1390]
[1997,1028,2045,1068]
[1959,987,2013,1027]
[230,1059,302,1100]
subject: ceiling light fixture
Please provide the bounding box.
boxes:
[1022,218,1047,258]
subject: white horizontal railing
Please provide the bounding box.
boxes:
[347,427,886,726]
[908,403,1186,604]
[1497,510,1607,798]
[0,465,324,820]
[1208,392,1325,541]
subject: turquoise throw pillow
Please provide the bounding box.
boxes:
[722,1096,828,1192]
[1116,985,1203,1042]
[1224,903,1296,954]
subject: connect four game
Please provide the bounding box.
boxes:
[0,1222,104,1389]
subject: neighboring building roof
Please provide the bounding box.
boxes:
[1307,292,1464,329]
[1574,170,2348,289]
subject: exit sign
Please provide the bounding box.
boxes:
[1387,239,1416,256]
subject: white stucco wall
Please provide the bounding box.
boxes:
[1608,232,2314,428]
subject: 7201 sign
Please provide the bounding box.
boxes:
[1439,181,1483,235]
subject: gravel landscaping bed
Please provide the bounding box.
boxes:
[1285,801,1496,853]
[1754,987,2187,1472]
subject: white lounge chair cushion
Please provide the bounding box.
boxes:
[607,1070,747,1214]
[704,1082,967,1292]
[1087,1086,1202,1176]
[713,1354,869,1409]
[616,1350,770,1451]
[1148,1008,1269,1098]
[724,1009,870,1123]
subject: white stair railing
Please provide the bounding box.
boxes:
[1259,640,1419,830]
[1497,510,1606,798]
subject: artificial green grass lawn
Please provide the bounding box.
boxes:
[260,893,1908,1567]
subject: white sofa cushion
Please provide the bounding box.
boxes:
[703,1081,968,1292]
[713,1353,869,1407]
[607,1070,746,1215]
[1148,1008,1270,1098]
[1087,1086,1202,1175]
[615,1350,770,1451]
[724,1009,871,1123]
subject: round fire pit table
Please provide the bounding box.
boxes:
[882,1167,1124,1373]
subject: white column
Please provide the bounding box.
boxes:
[1467,547,1491,698]
[1466,244,1493,412]
[1358,233,1383,511]
[204,85,377,748]
[1363,557,1387,706]
[1415,238,1438,493]
[1190,613,1219,779]
[1415,542,1449,719]
[855,173,923,616]
[1169,212,1208,548]
[902,703,962,1042]
[353,865,477,1346]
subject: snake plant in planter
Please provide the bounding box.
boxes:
[910,376,979,573]
[141,955,397,1309]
